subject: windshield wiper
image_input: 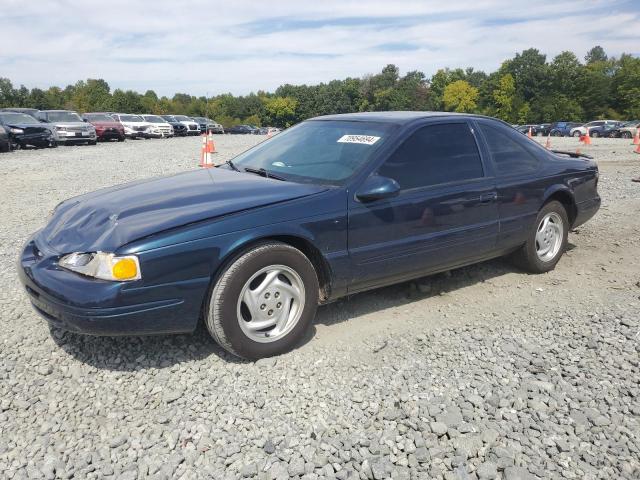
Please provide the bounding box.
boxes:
[224,160,240,171]
[244,167,286,181]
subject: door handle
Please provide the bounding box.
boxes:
[480,192,498,203]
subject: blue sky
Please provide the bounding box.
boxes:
[0,0,638,97]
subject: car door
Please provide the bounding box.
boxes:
[474,119,544,251]
[347,121,499,293]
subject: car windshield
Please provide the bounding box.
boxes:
[85,114,113,122]
[174,115,191,121]
[143,115,165,123]
[47,112,82,122]
[230,120,397,185]
[120,115,144,122]
[0,113,38,123]
[192,117,206,122]
[162,116,175,121]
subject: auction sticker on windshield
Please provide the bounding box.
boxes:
[337,134,381,145]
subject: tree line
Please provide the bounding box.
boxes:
[1,46,638,128]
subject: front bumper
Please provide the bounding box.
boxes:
[56,130,97,143]
[96,128,124,140]
[13,132,56,148]
[18,236,207,336]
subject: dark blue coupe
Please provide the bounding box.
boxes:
[19,112,600,359]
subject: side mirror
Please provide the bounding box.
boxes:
[83,118,88,122]
[356,175,401,203]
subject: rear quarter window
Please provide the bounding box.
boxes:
[477,122,540,176]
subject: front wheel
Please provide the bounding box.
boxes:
[572,131,581,137]
[591,131,599,138]
[621,131,632,139]
[511,201,569,273]
[205,242,319,360]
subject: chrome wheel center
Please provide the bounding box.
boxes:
[237,265,305,343]
[535,212,563,262]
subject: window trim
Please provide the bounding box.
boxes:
[373,120,488,194]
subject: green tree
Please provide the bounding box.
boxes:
[492,74,516,121]
[262,96,297,127]
[443,80,478,112]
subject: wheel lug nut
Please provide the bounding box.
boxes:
[264,293,270,299]
[260,304,266,310]
[268,309,273,316]
[274,292,280,298]
[276,302,282,308]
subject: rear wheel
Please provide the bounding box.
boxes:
[572,131,581,137]
[205,242,319,360]
[591,131,599,138]
[511,201,569,273]
[621,131,632,139]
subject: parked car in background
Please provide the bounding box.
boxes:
[36,110,97,145]
[111,114,150,139]
[515,124,539,136]
[18,112,600,359]
[537,124,552,136]
[226,124,258,135]
[0,125,10,152]
[171,115,200,135]
[160,115,189,136]
[592,122,624,138]
[256,126,282,136]
[569,120,618,137]
[0,111,57,149]
[140,115,174,138]
[0,107,41,118]
[191,117,224,134]
[608,120,640,138]
[83,113,125,142]
[549,122,581,137]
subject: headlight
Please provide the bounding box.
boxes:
[55,126,67,131]
[10,127,24,134]
[59,252,141,281]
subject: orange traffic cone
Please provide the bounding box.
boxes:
[632,128,640,146]
[527,126,533,139]
[634,142,640,154]
[545,133,551,149]
[206,131,216,155]
[583,129,592,145]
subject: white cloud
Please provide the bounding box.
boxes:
[0,0,638,96]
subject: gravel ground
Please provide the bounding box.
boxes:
[0,134,638,480]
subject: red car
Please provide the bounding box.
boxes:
[82,113,125,142]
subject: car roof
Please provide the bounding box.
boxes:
[41,109,76,113]
[308,111,495,125]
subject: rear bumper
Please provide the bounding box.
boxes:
[573,195,601,228]
[18,236,207,336]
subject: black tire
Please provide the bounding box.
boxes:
[591,131,599,138]
[511,200,569,274]
[88,140,97,145]
[117,136,125,142]
[572,131,581,137]
[205,241,319,360]
[621,131,632,139]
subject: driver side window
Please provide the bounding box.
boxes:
[377,123,484,190]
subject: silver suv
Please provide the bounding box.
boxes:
[37,110,97,145]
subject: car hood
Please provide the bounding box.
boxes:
[5,122,50,129]
[38,168,328,253]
